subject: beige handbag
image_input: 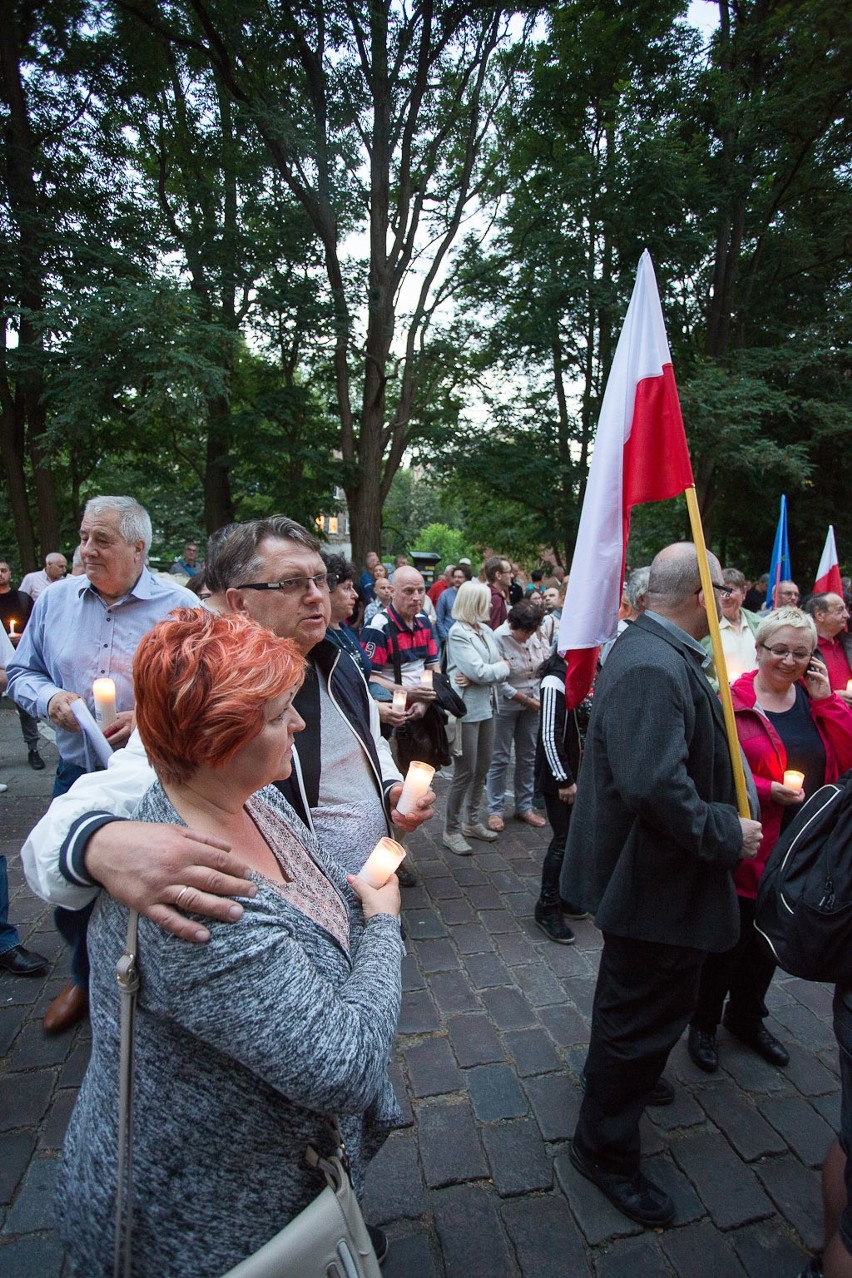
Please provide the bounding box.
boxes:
[114,911,382,1278]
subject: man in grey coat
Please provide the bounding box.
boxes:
[561,543,762,1227]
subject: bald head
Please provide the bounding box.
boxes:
[645,543,722,639]
[392,566,427,623]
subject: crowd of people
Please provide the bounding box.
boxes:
[2,510,852,1277]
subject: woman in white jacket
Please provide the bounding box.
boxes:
[443,582,510,855]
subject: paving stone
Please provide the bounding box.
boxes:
[671,1131,773,1229]
[418,858,453,879]
[730,1219,813,1278]
[754,1153,823,1251]
[465,885,503,911]
[466,1063,528,1121]
[404,1036,464,1098]
[477,909,521,935]
[0,1131,36,1205]
[0,1068,56,1131]
[446,1013,503,1067]
[418,1100,488,1188]
[477,852,511,873]
[3,1155,59,1234]
[501,1192,591,1275]
[463,952,510,989]
[770,1003,837,1051]
[643,1087,705,1132]
[399,953,425,991]
[524,1073,581,1141]
[433,1182,517,1277]
[381,1227,439,1278]
[413,938,460,973]
[509,963,566,1007]
[553,1148,642,1246]
[660,1221,748,1277]
[429,970,480,1016]
[503,1027,562,1077]
[362,1129,427,1223]
[643,1152,704,1224]
[638,1110,667,1157]
[8,1023,73,1071]
[397,989,441,1035]
[449,923,493,955]
[452,864,487,887]
[0,1005,26,1057]
[787,978,834,1019]
[537,1004,589,1047]
[57,1041,90,1089]
[698,1085,787,1161]
[541,943,596,980]
[784,1041,842,1096]
[0,1232,65,1278]
[817,1047,842,1079]
[482,1117,552,1195]
[570,918,603,949]
[480,986,537,1031]
[717,1044,791,1093]
[489,870,525,893]
[564,977,597,1018]
[812,1089,842,1131]
[388,1059,414,1126]
[494,932,539,965]
[397,883,430,908]
[760,1094,837,1167]
[503,891,537,918]
[593,1234,673,1278]
[436,897,474,926]
[427,876,464,899]
[39,1089,76,1151]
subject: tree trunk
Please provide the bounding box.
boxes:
[203,394,236,531]
[0,401,37,568]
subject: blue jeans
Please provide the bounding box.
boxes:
[53,760,90,988]
[0,856,20,956]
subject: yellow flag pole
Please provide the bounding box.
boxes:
[684,485,751,818]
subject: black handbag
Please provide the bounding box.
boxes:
[432,670,467,719]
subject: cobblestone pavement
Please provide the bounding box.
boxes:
[0,698,836,1277]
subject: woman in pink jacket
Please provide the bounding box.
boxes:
[689,607,852,1074]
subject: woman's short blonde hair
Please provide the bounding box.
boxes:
[452,580,491,625]
[754,606,817,652]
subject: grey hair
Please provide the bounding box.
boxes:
[452,580,491,625]
[84,496,152,555]
[722,568,746,592]
[625,566,650,610]
[204,516,320,594]
[754,606,817,650]
[804,592,836,617]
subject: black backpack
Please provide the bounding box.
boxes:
[755,769,852,984]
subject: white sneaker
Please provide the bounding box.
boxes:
[0,782,7,793]
[461,822,498,843]
[442,831,472,856]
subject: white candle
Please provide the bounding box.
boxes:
[92,677,117,729]
[357,837,406,889]
[392,688,407,714]
[783,770,805,792]
[420,669,433,689]
[846,679,852,693]
[395,760,435,816]
[8,619,16,638]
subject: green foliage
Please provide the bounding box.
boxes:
[412,524,478,575]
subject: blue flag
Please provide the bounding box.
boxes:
[767,494,791,608]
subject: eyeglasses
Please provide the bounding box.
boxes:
[239,572,337,595]
[761,644,812,661]
[695,582,734,599]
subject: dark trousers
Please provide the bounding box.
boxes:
[691,895,776,1033]
[0,856,20,955]
[574,931,706,1175]
[17,706,39,751]
[540,793,571,904]
[52,760,91,989]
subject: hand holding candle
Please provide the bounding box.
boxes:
[420,669,433,690]
[783,769,805,793]
[395,760,436,816]
[93,677,117,729]
[392,687,407,714]
[356,837,406,888]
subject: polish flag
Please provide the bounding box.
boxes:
[558,251,694,707]
[813,526,843,598]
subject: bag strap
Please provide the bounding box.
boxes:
[386,615,403,686]
[114,909,140,1278]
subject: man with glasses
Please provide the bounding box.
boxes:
[21,516,435,952]
[773,579,801,607]
[701,567,760,688]
[560,543,762,1228]
[806,593,852,702]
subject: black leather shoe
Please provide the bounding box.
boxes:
[723,1014,790,1067]
[688,1026,718,1073]
[567,1141,675,1227]
[534,903,575,945]
[647,1075,675,1106]
[0,944,48,976]
[366,1225,388,1267]
[27,749,46,771]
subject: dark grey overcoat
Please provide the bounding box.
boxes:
[561,612,744,953]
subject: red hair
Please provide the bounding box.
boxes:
[133,609,305,785]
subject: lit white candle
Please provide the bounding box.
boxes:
[420,669,434,689]
[783,769,805,792]
[8,619,16,638]
[395,760,435,816]
[392,688,407,714]
[357,837,406,889]
[847,679,852,693]
[92,677,117,729]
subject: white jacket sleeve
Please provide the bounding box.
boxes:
[367,688,403,796]
[21,729,155,908]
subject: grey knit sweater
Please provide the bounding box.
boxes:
[57,782,404,1278]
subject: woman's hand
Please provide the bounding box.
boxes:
[455,672,471,687]
[558,783,577,805]
[770,781,807,807]
[803,656,831,700]
[377,700,407,729]
[347,874,401,919]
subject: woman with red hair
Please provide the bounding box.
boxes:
[57,609,404,1277]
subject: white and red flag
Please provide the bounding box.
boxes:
[813,525,843,597]
[557,250,694,707]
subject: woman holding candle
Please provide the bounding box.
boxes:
[689,606,852,1074]
[443,582,510,854]
[58,609,404,1277]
